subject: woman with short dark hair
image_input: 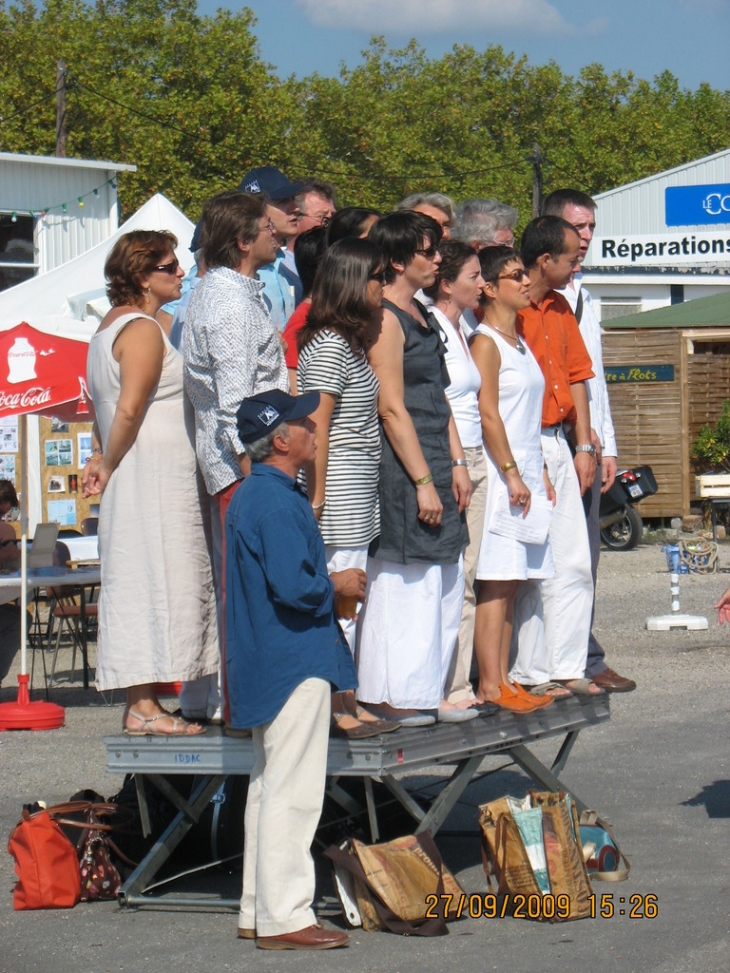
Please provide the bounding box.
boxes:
[469,246,556,711]
[83,231,218,735]
[356,212,473,726]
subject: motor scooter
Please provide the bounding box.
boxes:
[599,466,658,551]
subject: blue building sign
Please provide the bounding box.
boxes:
[666,184,730,226]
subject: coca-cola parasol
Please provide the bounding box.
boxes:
[0,322,91,731]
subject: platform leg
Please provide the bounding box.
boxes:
[119,774,226,906]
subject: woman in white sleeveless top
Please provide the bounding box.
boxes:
[83,231,218,736]
[469,247,555,714]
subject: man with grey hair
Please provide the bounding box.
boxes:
[453,198,518,250]
[227,388,362,951]
[397,191,455,238]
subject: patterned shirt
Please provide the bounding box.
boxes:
[184,267,288,496]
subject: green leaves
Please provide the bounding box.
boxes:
[694,401,730,472]
[1,6,729,224]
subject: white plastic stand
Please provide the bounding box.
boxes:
[646,572,708,631]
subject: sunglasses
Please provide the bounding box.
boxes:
[498,269,529,282]
[415,246,440,260]
[369,269,387,284]
[151,258,180,275]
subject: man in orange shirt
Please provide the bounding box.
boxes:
[510,216,603,696]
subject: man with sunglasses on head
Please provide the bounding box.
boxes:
[239,166,306,330]
[184,189,289,723]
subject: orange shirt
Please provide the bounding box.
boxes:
[517,290,594,427]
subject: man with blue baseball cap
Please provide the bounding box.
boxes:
[239,166,306,329]
[226,388,363,951]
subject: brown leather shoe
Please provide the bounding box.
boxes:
[591,667,636,693]
[256,923,349,951]
[237,926,255,939]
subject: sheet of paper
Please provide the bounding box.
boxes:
[489,494,553,545]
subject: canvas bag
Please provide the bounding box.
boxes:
[325,832,464,936]
[479,791,593,921]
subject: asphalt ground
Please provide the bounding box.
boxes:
[1,539,729,973]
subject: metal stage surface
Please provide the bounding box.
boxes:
[104,694,609,911]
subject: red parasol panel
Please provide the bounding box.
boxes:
[0,322,90,421]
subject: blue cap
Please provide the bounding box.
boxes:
[238,166,304,201]
[236,389,320,444]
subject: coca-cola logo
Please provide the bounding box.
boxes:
[0,386,52,412]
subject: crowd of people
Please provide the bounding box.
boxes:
[81,169,640,949]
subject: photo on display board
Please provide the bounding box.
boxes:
[50,418,69,433]
[48,475,65,493]
[77,432,92,468]
[45,438,73,467]
[0,417,19,453]
[68,474,78,494]
[47,499,76,526]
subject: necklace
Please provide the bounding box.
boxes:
[485,320,526,354]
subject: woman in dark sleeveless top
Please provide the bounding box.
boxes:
[355,212,472,726]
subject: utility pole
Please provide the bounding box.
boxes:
[55,59,67,158]
[530,143,543,217]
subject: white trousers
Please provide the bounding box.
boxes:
[239,677,330,937]
[179,495,222,719]
[356,556,464,709]
[510,427,593,684]
[324,544,369,655]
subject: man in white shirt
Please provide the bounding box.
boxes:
[541,189,636,693]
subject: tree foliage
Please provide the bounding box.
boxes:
[1,1,729,226]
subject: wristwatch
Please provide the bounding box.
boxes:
[575,444,597,458]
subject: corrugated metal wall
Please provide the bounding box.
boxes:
[590,150,730,236]
[0,159,120,273]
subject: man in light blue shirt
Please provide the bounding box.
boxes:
[239,166,305,330]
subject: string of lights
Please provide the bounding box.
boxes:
[6,179,117,222]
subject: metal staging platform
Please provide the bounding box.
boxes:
[104,693,609,911]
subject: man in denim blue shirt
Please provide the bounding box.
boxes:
[227,389,363,951]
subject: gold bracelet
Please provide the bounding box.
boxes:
[414,473,433,486]
[500,460,517,473]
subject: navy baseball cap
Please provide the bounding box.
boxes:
[236,389,320,444]
[238,166,304,201]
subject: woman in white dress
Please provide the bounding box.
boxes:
[83,231,219,736]
[470,247,556,713]
[422,240,488,711]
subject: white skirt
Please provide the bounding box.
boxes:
[355,556,464,709]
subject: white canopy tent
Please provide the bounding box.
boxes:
[0,193,195,339]
[0,193,194,530]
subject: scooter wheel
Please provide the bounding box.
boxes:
[600,506,643,551]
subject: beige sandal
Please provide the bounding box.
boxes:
[124,709,206,736]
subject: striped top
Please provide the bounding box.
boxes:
[297,329,381,547]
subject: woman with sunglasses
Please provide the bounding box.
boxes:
[83,231,218,735]
[296,239,398,737]
[469,246,555,713]
[356,212,472,727]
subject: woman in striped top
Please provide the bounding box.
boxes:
[297,238,397,737]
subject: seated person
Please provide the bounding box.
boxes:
[0,480,19,570]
